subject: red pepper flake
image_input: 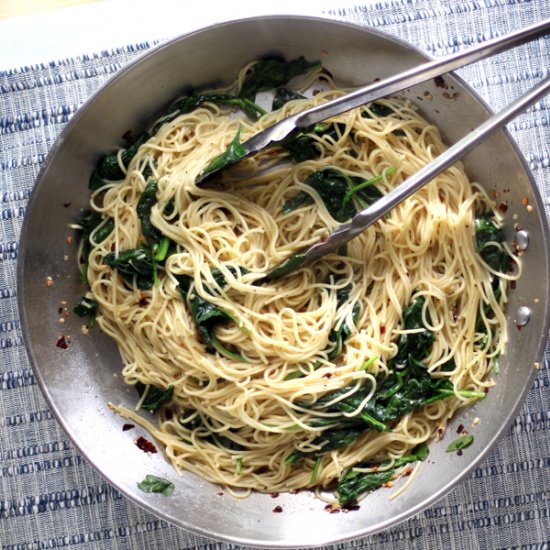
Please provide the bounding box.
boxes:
[498,202,508,213]
[56,335,69,349]
[63,202,71,208]
[434,75,447,89]
[456,424,465,434]
[272,505,283,513]
[342,504,360,512]
[135,436,157,453]
[324,504,341,513]
[121,129,134,144]
[452,305,459,321]
[320,68,334,80]
[270,492,279,498]
[380,325,386,334]
[522,196,529,206]
[122,423,135,431]
[442,91,460,100]
[402,466,414,478]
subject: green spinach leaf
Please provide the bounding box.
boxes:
[362,102,396,118]
[272,87,306,110]
[137,180,163,243]
[72,295,98,326]
[285,426,365,465]
[337,443,429,506]
[135,382,174,413]
[104,246,156,290]
[446,434,474,453]
[175,267,248,361]
[325,282,361,360]
[282,167,384,222]
[76,211,114,283]
[238,56,320,101]
[281,123,345,163]
[200,125,247,179]
[156,93,265,128]
[390,297,434,369]
[137,475,175,496]
[91,133,150,184]
[475,216,509,274]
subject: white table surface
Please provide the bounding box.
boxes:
[0,0,361,70]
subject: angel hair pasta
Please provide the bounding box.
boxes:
[74,57,519,506]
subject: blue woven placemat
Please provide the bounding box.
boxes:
[1,2,549,549]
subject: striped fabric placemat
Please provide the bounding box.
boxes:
[1,1,549,549]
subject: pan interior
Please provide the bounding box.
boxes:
[17,15,550,548]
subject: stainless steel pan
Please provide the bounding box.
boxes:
[17,15,550,547]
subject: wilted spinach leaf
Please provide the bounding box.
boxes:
[136,382,174,413]
[285,426,365,465]
[104,246,156,290]
[200,125,247,179]
[337,443,429,506]
[137,180,163,243]
[72,295,98,326]
[91,133,150,184]
[475,216,509,274]
[362,102,396,118]
[175,267,248,361]
[239,56,320,101]
[137,475,175,496]
[282,167,384,222]
[326,282,361,359]
[272,87,306,110]
[446,434,474,453]
[390,297,434,370]
[76,211,114,283]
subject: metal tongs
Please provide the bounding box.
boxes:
[199,19,550,281]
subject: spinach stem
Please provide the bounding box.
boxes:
[152,259,159,287]
[340,167,396,212]
[359,411,388,431]
[310,456,322,483]
[360,355,378,371]
[212,336,250,363]
[153,237,170,262]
